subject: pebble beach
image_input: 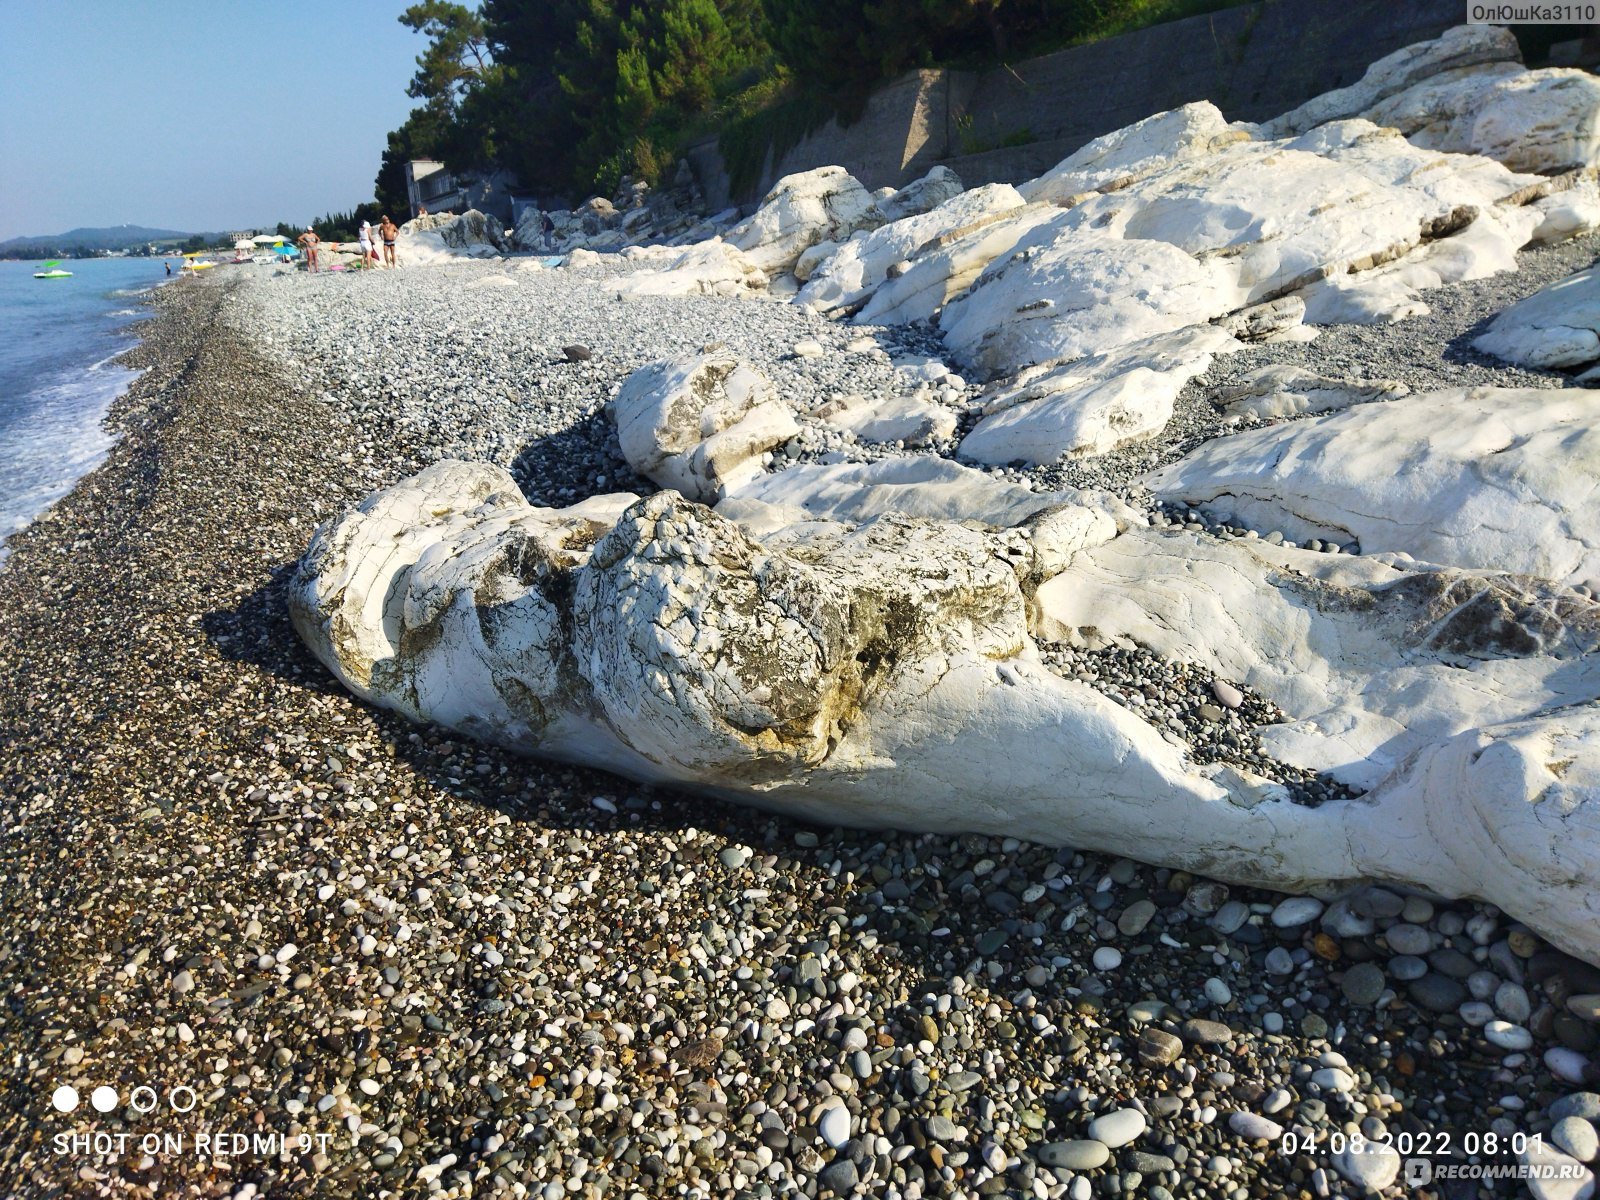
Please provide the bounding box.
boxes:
[3,245,1600,1200]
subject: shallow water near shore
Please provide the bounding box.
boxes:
[0,257,169,557]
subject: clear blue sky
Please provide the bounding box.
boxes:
[0,0,431,239]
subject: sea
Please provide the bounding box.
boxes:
[0,257,171,562]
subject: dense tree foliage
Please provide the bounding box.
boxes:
[377,0,1234,202]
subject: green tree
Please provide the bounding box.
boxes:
[400,1,491,106]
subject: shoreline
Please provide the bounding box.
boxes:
[2,266,1598,1198]
[0,267,172,562]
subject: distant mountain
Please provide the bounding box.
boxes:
[0,224,195,257]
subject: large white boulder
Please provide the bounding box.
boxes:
[397,209,509,264]
[960,326,1240,464]
[1145,386,1600,587]
[940,121,1543,369]
[853,205,1060,328]
[877,165,966,223]
[726,166,883,276]
[609,354,799,502]
[939,222,1237,374]
[294,462,1600,963]
[797,183,1026,314]
[1474,264,1600,370]
[1019,101,1251,206]
[1264,24,1522,137]
[1266,24,1600,175]
[612,240,768,298]
[1034,525,1600,962]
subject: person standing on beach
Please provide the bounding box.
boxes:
[380,215,399,267]
[297,226,321,273]
[358,220,378,269]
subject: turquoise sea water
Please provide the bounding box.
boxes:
[0,257,171,558]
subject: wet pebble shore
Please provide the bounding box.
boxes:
[1,268,1598,1200]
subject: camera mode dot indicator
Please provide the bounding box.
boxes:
[90,1086,120,1113]
[51,1085,80,1113]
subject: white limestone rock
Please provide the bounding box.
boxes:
[1373,66,1600,176]
[1267,24,1600,176]
[726,166,883,276]
[724,456,1094,531]
[1145,386,1600,586]
[797,184,1026,315]
[1034,524,1600,961]
[813,391,957,447]
[939,221,1237,375]
[1019,102,1251,206]
[854,205,1060,328]
[609,354,799,502]
[940,123,1541,370]
[1475,265,1600,370]
[295,462,1600,964]
[1215,364,1409,421]
[1532,177,1600,244]
[877,165,966,223]
[295,467,1343,887]
[1264,24,1522,138]
[612,241,768,298]
[960,326,1240,464]
[397,209,509,264]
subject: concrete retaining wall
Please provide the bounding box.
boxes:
[693,0,1467,207]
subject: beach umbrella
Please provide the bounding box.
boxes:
[253,234,285,245]
[272,244,296,257]
[234,239,253,251]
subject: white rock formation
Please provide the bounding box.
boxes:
[797,183,1026,315]
[939,222,1237,374]
[853,206,1060,328]
[938,122,1546,370]
[1475,265,1600,370]
[812,391,957,447]
[724,457,1098,531]
[960,326,1240,464]
[397,210,508,264]
[609,354,799,502]
[1264,24,1522,138]
[1145,386,1600,587]
[294,461,1600,963]
[1214,365,1409,422]
[1266,24,1600,176]
[1019,101,1251,206]
[876,165,965,223]
[726,166,883,276]
[612,241,768,298]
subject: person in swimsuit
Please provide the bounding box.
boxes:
[297,226,320,273]
[358,220,378,269]
[380,216,399,267]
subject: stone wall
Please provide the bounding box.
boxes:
[692,0,1467,207]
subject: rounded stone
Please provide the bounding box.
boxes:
[1551,1116,1599,1163]
[1093,947,1123,971]
[1088,1108,1146,1148]
[1118,899,1157,937]
[1333,1142,1401,1192]
[1484,1021,1534,1051]
[1228,1112,1284,1141]
[818,1105,850,1150]
[1409,973,1466,1014]
[1036,1140,1111,1171]
[1270,897,1324,928]
[1385,923,1432,955]
[1341,962,1386,1006]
